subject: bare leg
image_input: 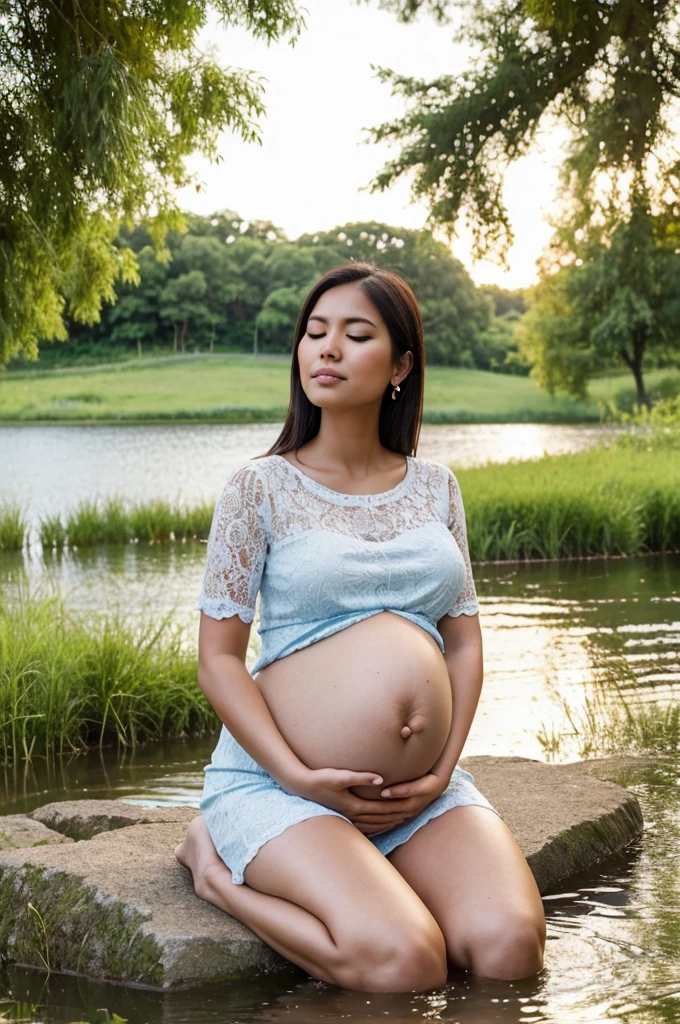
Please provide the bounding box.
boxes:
[175,814,447,992]
[176,816,339,983]
[388,805,546,981]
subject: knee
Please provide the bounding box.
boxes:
[466,912,546,981]
[334,924,448,993]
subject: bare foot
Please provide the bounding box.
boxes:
[174,814,224,884]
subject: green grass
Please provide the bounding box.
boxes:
[0,591,215,766]
[538,635,680,760]
[28,418,680,559]
[2,352,675,423]
[43,496,214,549]
[457,437,680,561]
[0,504,28,552]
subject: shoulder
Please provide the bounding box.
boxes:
[410,456,457,491]
[222,455,278,488]
[216,458,275,524]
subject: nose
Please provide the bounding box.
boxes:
[319,329,341,359]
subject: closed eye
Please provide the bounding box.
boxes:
[307,332,372,342]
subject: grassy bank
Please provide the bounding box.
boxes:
[2,418,678,559]
[4,354,676,424]
[0,593,214,766]
[458,438,680,561]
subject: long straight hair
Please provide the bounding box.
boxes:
[263,263,425,458]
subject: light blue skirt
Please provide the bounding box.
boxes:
[200,725,502,885]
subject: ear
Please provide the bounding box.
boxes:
[393,349,414,384]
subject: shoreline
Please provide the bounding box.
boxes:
[0,412,605,427]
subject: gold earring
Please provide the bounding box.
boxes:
[391,383,401,401]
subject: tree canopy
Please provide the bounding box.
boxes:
[518,202,680,402]
[0,0,304,365]
[361,0,680,399]
[25,211,525,372]
[362,0,680,260]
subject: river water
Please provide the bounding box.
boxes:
[0,422,619,530]
[0,423,678,1024]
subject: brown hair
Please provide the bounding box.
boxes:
[263,263,425,458]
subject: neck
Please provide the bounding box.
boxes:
[302,403,388,475]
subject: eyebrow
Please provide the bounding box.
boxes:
[308,315,377,328]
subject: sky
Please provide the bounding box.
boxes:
[176,0,569,290]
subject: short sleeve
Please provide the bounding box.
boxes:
[198,462,270,623]
[444,468,479,617]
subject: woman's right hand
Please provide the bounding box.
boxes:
[290,767,413,834]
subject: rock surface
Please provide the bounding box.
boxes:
[30,800,199,840]
[0,756,644,989]
[0,815,73,851]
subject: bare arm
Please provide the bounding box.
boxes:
[429,611,483,785]
[198,611,311,791]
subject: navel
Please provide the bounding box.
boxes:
[400,711,427,740]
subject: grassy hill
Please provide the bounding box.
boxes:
[0,353,675,424]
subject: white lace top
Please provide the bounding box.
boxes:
[198,454,479,672]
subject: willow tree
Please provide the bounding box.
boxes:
[361,0,680,401]
[0,0,304,364]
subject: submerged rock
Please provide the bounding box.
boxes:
[0,756,644,989]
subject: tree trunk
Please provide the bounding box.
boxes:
[172,324,178,353]
[631,360,648,408]
[620,334,649,409]
[180,320,188,353]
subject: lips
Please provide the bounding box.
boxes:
[312,369,345,380]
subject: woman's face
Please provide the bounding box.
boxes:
[297,282,412,410]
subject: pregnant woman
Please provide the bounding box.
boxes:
[176,263,546,992]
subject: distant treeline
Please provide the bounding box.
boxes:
[36,211,529,374]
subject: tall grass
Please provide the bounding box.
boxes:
[0,591,215,766]
[458,403,680,561]
[459,447,680,561]
[42,497,214,549]
[17,442,680,558]
[0,504,28,552]
[39,514,66,550]
[538,636,680,761]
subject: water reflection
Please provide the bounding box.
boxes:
[1,761,678,1023]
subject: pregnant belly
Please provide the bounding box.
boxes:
[254,612,452,799]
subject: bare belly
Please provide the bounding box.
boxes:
[254,612,452,799]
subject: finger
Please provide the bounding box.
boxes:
[351,811,409,822]
[380,780,429,799]
[340,771,384,788]
[348,797,412,816]
[352,817,407,828]
[358,821,407,835]
[356,822,402,835]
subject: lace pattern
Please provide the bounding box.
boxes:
[198,454,478,626]
[445,469,479,616]
[199,464,269,620]
[266,456,448,544]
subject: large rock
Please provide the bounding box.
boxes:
[0,756,644,989]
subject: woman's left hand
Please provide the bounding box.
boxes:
[349,772,448,836]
